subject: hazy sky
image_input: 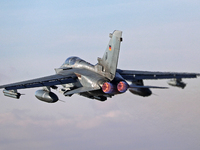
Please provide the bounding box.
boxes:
[0,0,200,150]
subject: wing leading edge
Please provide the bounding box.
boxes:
[0,74,77,90]
[117,69,200,81]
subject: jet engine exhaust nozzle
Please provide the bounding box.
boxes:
[117,81,129,93]
[102,81,129,94]
[102,82,114,94]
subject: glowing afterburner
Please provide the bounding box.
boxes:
[102,82,114,94]
[102,81,128,94]
[117,81,129,93]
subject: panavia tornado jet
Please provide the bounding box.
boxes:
[0,30,199,102]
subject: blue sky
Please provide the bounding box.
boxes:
[0,0,200,150]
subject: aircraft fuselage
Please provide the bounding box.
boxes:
[56,57,128,101]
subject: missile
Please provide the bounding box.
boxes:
[167,79,186,89]
[3,90,21,99]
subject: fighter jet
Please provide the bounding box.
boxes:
[0,30,199,102]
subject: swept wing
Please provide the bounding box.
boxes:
[0,74,77,90]
[117,69,200,81]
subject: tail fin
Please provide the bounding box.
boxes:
[98,30,123,80]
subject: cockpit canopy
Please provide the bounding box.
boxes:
[62,57,82,66]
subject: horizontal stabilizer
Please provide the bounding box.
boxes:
[64,86,100,96]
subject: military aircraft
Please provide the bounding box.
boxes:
[0,30,199,102]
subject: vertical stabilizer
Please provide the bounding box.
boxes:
[98,30,123,80]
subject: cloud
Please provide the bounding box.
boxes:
[0,106,132,150]
[0,92,200,150]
